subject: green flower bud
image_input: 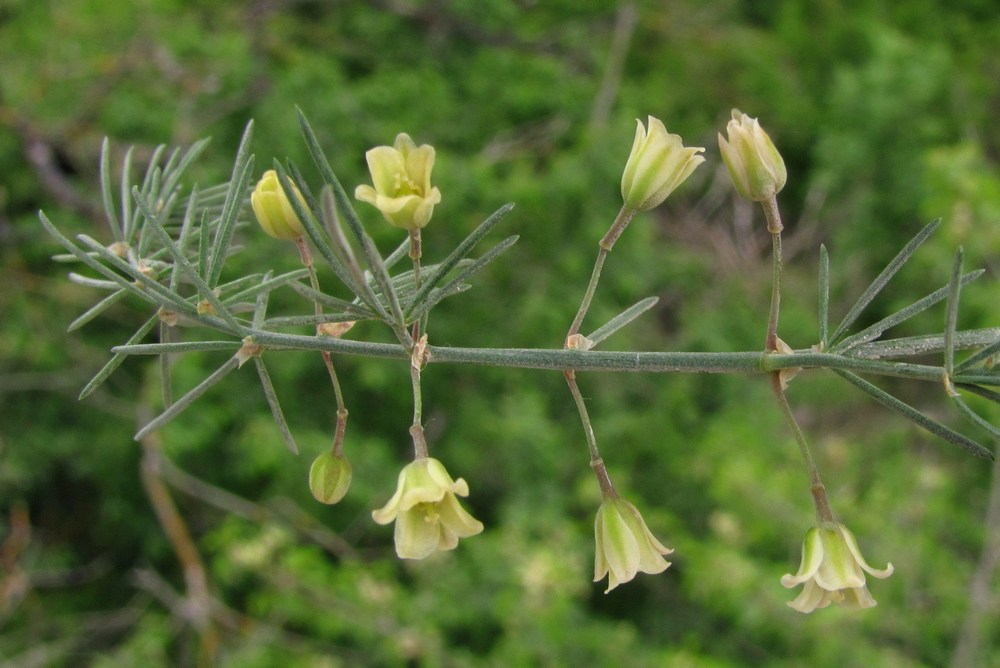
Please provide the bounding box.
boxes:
[251,169,307,241]
[309,451,352,505]
[621,116,705,213]
[782,522,894,613]
[718,109,787,202]
[355,133,442,231]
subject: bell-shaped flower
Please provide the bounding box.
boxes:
[372,457,483,559]
[621,116,705,213]
[251,170,307,240]
[781,522,894,613]
[355,133,442,231]
[594,496,673,593]
[718,109,787,202]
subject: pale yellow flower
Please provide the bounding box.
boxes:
[718,109,787,202]
[594,496,673,593]
[621,116,705,213]
[355,133,442,230]
[372,457,483,559]
[251,169,307,240]
[781,522,894,613]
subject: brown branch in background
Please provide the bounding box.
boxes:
[157,454,358,559]
[588,3,637,134]
[0,502,31,616]
[138,417,220,666]
[950,449,1000,668]
[132,566,365,661]
[14,117,102,223]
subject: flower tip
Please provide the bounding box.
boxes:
[620,116,704,213]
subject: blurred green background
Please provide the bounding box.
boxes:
[3,0,1000,665]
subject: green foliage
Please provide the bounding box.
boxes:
[3,1,1000,666]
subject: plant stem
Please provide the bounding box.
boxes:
[297,237,350,456]
[770,373,833,523]
[565,369,616,497]
[409,228,422,290]
[762,195,783,353]
[137,406,219,665]
[567,205,635,338]
[211,330,959,381]
[409,334,430,459]
[599,205,637,252]
[568,248,608,338]
[410,367,429,459]
[565,371,601,462]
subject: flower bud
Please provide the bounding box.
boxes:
[251,170,307,240]
[309,451,352,504]
[355,133,442,231]
[718,109,787,202]
[621,116,705,213]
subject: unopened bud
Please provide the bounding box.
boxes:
[718,109,787,202]
[251,170,307,241]
[309,451,352,504]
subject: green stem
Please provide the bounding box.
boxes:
[409,228,422,290]
[770,373,833,523]
[766,231,782,352]
[568,248,608,338]
[565,370,616,497]
[567,205,635,339]
[763,195,783,353]
[297,237,350,456]
[410,358,428,459]
[564,371,601,462]
[599,205,637,252]
[192,330,964,380]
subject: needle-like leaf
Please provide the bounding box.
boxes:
[829,219,940,344]
[818,244,830,349]
[586,297,659,347]
[834,369,993,460]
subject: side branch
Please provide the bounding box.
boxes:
[218,331,970,381]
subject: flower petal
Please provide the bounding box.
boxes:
[813,525,866,590]
[436,491,484,538]
[365,146,406,195]
[393,506,440,560]
[841,525,895,579]
[781,526,824,588]
[786,580,834,614]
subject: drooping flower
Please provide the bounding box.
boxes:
[371,457,483,559]
[621,116,705,213]
[781,522,894,613]
[718,109,787,202]
[251,169,307,240]
[593,496,673,593]
[355,133,442,231]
